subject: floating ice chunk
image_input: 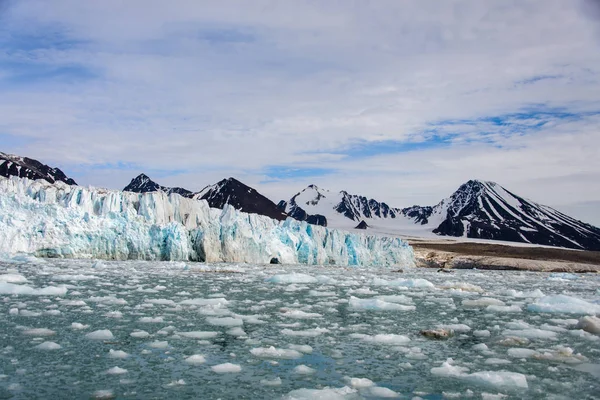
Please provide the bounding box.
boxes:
[280,309,322,319]
[86,330,114,340]
[106,366,127,375]
[35,341,61,350]
[348,297,415,311]
[211,363,241,373]
[105,311,123,318]
[362,386,399,398]
[346,377,374,388]
[23,328,55,336]
[71,322,89,330]
[465,370,528,390]
[148,340,169,349]
[372,278,434,289]
[250,346,303,359]
[0,273,28,283]
[61,300,87,306]
[0,282,67,296]
[89,296,127,305]
[438,324,471,333]
[266,274,317,284]
[184,354,206,365]
[281,328,330,337]
[431,360,528,390]
[178,331,219,339]
[288,344,313,354]
[51,274,97,281]
[283,386,357,400]
[108,349,129,359]
[507,348,537,358]
[463,298,505,308]
[440,282,484,293]
[179,298,230,306]
[528,295,600,314]
[502,329,557,340]
[375,295,414,305]
[486,305,522,313]
[139,316,164,323]
[502,289,544,298]
[474,330,491,337]
[472,343,489,352]
[226,327,246,337]
[293,365,316,375]
[576,316,600,334]
[130,330,150,338]
[361,334,411,346]
[548,273,578,280]
[260,377,282,386]
[206,317,244,327]
[431,360,469,377]
[165,379,186,387]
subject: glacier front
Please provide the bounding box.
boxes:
[0,177,414,266]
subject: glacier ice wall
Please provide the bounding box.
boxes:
[0,177,414,267]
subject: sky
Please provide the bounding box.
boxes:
[1,0,600,225]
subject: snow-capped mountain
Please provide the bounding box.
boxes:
[404,180,600,251]
[277,184,401,228]
[123,174,194,197]
[0,151,77,185]
[197,177,288,221]
[280,180,600,251]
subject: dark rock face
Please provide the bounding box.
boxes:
[335,191,400,221]
[0,152,77,185]
[401,205,433,224]
[422,180,600,251]
[123,174,193,197]
[355,220,369,229]
[198,178,288,221]
[277,199,328,227]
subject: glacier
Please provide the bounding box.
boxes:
[0,176,414,266]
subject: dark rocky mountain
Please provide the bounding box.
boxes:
[123,174,193,197]
[197,177,288,221]
[404,180,600,251]
[278,184,399,227]
[0,151,77,185]
[281,180,600,251]
[355,220,369,229]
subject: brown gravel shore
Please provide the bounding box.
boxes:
[408,240,600,272]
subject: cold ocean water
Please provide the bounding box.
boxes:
[0,257,599,399]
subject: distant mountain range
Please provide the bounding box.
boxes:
[2,150,599,251]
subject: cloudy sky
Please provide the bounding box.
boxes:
[1,0,600,225]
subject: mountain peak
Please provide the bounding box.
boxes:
[0,151,77,185]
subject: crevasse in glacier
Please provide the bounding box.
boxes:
[0,176,414,266]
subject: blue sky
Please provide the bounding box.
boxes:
[1,0,600,224]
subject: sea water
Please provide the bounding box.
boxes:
[1,258,599,399]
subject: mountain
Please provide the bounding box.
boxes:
[278,184,401,228]
[197,177,288,221]
[0,151,77,185]
[281,180,600,251]
[123,174,193,197]
[403,180,600,251]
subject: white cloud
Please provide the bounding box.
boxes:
[0,0,599,224]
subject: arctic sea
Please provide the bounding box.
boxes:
[1,257,599,399]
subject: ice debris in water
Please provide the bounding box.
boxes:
[0,282,67,296]
[85,330,114,340]
[211,363,241,373]
[183,355,206,365]
[0,176,414,266]
[431,359,528,390]
[348,297,415,311]
[528,295,600,314]
[34,341,61,350]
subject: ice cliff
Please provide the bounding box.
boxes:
[0,177,414,266]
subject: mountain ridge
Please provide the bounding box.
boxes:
[0,151,77,185]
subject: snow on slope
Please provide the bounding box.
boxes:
[280,181,600,251]
[0,176,414,267]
